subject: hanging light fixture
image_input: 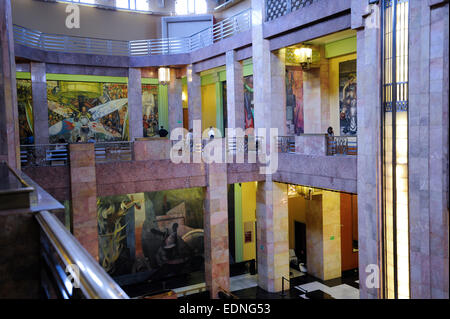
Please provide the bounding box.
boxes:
[294,47,313,70]
[158,67,170,85]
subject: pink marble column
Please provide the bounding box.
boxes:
[0,0,20,169]
[204,160,230,298]
[69,143,99,260]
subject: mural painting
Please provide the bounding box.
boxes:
[244,75,254,132]
[339,60,357,136]
[47,81,129,143]
[17,79,34,144]
[97,188,205,283]
[142,84,159,137]
[285,68,304,135]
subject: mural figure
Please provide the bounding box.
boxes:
[339,60,357,136]
[17,80,34,144]
[97,188,205,283]
[142,84,159,137]
[47,81,129,143]
[285,68,304,135]
[244,75,254,131]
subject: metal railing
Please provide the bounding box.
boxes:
[13,9,251,56]
[94,141,134,162]
[276,136,296,153]
[326,136,357,156]
[20,144,69,167]
[37,210,129,299]
[266,0,317,22]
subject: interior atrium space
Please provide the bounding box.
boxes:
[0,0,448,302]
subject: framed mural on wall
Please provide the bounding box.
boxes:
[142,84,159,137]
[244,75,254,132]
[97,187,205,285]
[339,60,357,136]
[47,81,129,143]
[285,67,304,136]
[17,79,34,144]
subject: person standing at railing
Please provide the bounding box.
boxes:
[326,126,335,155]
[158,126,169,138]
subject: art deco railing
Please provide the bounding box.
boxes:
[20,144,69,167]
[326,136,357,156]
[276,136,296,153]
[94,141,134,162]
[13,9,251,56]
[266,0,317,21]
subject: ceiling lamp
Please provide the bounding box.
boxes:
[294,47,313,70]
[158,67,170,85]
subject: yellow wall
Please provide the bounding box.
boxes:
[182,84,188,109]
[201,83,217,132]
[328,53,357,132]
[242,182,256,261]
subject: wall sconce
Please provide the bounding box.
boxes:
[158,67,170,85]
[294,47,313,70]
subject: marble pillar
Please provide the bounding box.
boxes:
[408,0,449,299]
[352,1,383,299]
[306,191,342,281]
[256,181,289,292]
[204,158,230,298]
[31,62,49,144]
[251,0,289,293]
[168,68,183,133]
[128,68,143,141]
[69,143,99,260]
[0,0,19,169]
[225,50,245,132]
[302,48,329,134]
[187,64,201,131]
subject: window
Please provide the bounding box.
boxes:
[116,0,149,11]
[175,0,207,15]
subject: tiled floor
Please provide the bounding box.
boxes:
[231,269,360,300]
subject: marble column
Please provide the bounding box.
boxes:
[251,0,289,293]
[69,143,99,260]
[256,181,289,292]
[0,0,19,169]
[408,0,449,299]
[306,191,341,281]
[225,50,245,132]
[204,158,230,298]
[352,0,383,299]
[128,67,143,141]
[31,62,49,144]
[168,68,183,133]
[187,64,201,131]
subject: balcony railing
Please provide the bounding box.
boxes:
[20,144,69,167]
[266,0,317,22]
[326,136,358,156]
[13,9,251,56]
[276,136,296,153]
[37,210,129,299]
[94,141,134,162]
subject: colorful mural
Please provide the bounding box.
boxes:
[17,79,34,144]
[286,68,304,135]
[47,81,129,143]
[97,188,205,282]
[244,75,254,131]
[142,84,159,137]
[339,60,357,136]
